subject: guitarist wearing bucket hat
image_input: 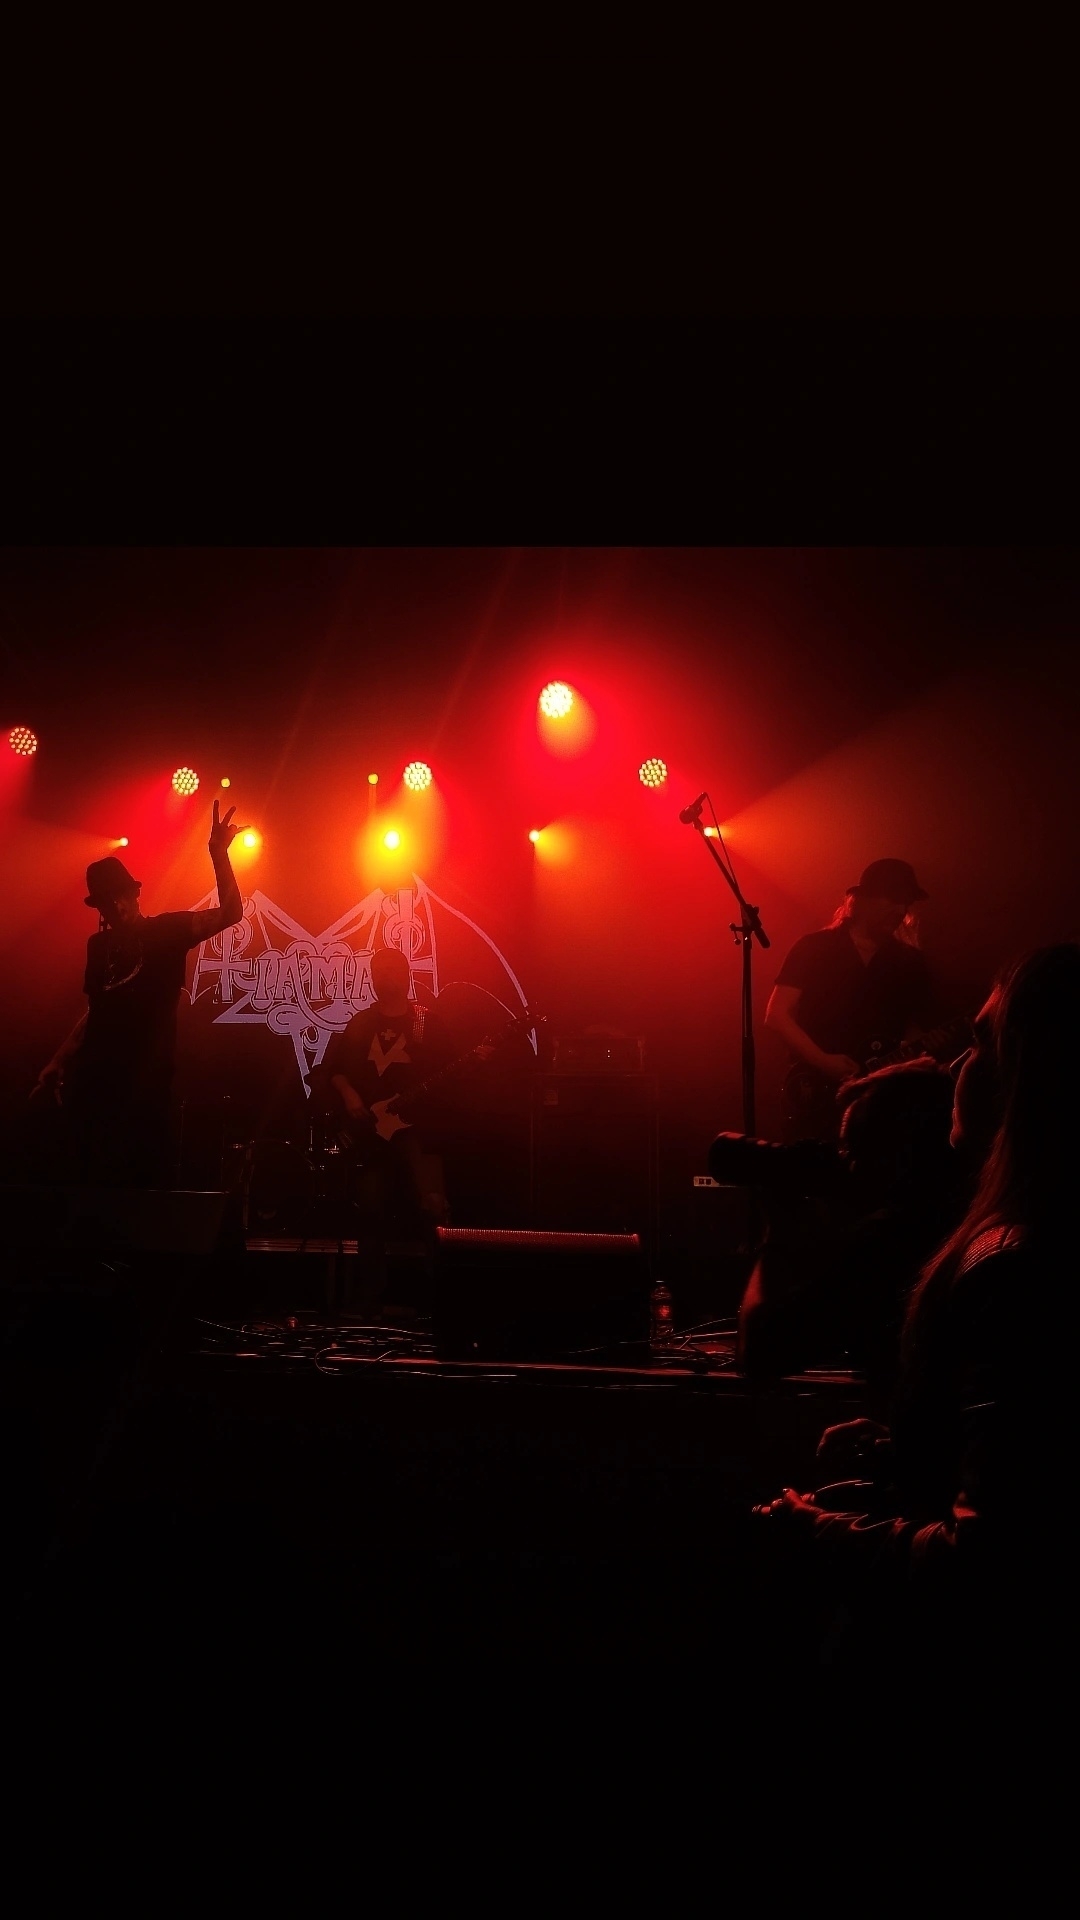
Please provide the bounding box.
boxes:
[765,858,942,1143]
[33,801,246,1186]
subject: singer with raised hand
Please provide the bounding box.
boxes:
[764,858,937,1143]
[33,799,248,1188]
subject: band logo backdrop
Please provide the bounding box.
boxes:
[178,876,534,1146]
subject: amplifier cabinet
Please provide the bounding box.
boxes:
[529,1074,659,1248]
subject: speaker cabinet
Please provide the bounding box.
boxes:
[3,1186,234,1256]
[433,1225,648,1360]
[529,1074,659,1246]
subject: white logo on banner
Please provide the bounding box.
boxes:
[186,877,531,1096]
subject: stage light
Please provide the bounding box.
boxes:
[528,828,541,843]
[703,826,718,838]
[384,829,401,849]
[231,827,261,864]
[367,772,379,786]
[639,757,667,788]
[117,837,129,848]
[172,766,200,796]
[8,726,37,756]
[220,777,231,789]
[403,760,433,792]
[539,681,574,719]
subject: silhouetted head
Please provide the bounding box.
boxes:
[84,856,143,929]
[985,942,1080,1198]
[370,946,411,1007]
[839,1057,958,1213]
[831,858,928,944]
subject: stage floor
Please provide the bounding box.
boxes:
[1,1234,869,1693]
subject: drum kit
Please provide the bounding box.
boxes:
[225,1117,359,1238]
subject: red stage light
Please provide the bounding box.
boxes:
[403,760,433,792]
[639,757,667,788]
[8,726,37,756]
[539,681,574,719]
[172,766,200,796]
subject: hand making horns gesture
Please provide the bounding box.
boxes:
[208,799,249,859]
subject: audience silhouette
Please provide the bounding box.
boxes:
[727,1057,970,1412]
[750,942,1078,1720]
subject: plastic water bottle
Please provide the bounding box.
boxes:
[649,1277,675,1350]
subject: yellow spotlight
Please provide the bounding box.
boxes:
[368,772,379,785]
[539,681,574,719]
[530,820,575,868]
[384,829,401,850]
[231,828,261,864]
[220,777,231,789]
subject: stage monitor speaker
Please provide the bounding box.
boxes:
[3,1187,234,1258]
[433,1225,648,1361]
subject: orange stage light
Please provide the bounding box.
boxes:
[172,767,200,796]
[232,828,262,864]
[403,760,433,792]
[220,777,231,788]
[367,772,379,785]
[384,829,401,850]
[530,820,575,869]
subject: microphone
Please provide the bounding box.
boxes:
[678,792,708,825]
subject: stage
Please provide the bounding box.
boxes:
[2,1211,867,1692]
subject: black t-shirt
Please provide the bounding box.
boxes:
[774,926,935,1067]
[317,999,448,1118]
[77,911,197,1097]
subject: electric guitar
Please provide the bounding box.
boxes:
[780,1015,974,1139]
[335,1003,545,1150]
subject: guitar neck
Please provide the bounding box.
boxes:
[875,1016,973,1072]
[394,1008,537,1112]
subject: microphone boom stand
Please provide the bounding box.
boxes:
[681,801,772,1257]
[683,811,770,1138]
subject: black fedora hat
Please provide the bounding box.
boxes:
[85,856,142,908]
[849,858,928,904]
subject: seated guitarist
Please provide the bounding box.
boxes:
[764,858,937,1142]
